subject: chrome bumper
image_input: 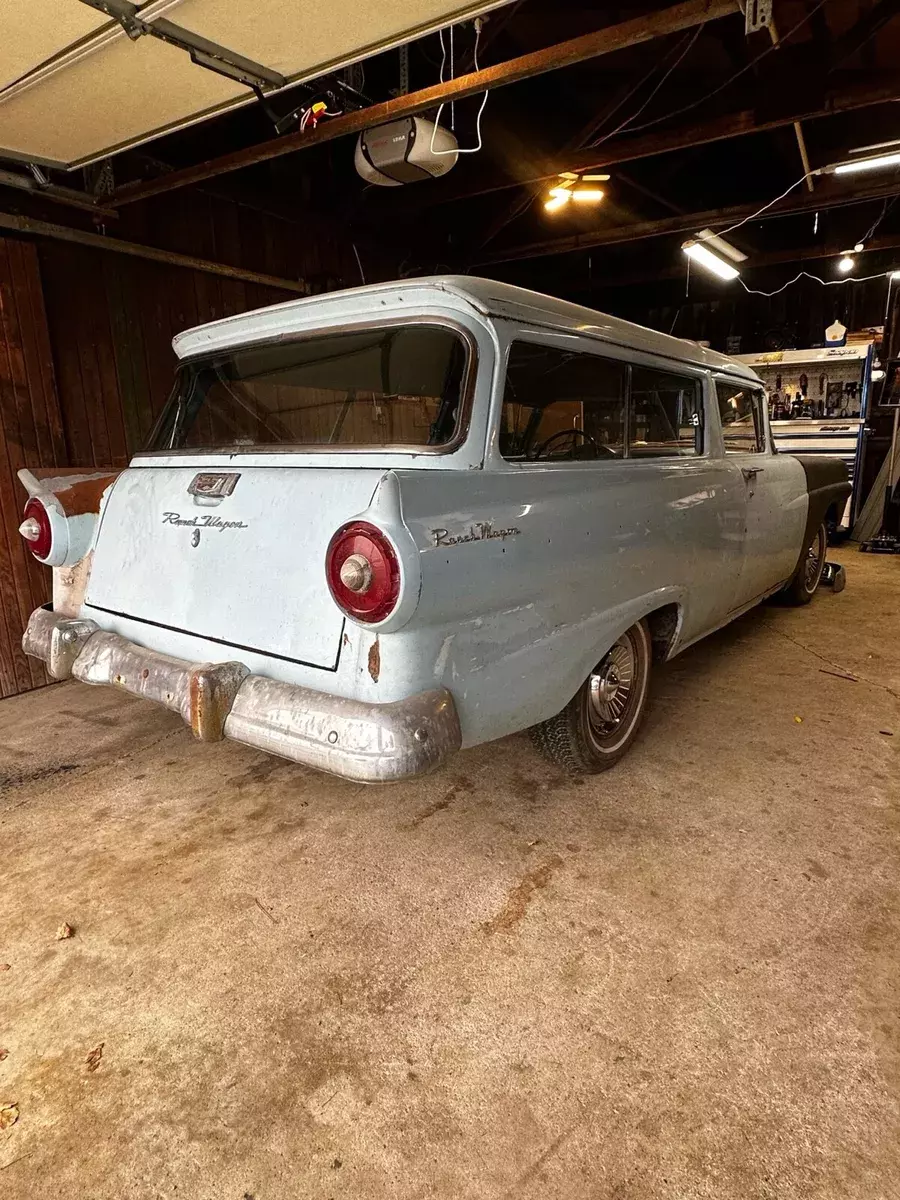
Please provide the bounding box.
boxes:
[23,608,461,783]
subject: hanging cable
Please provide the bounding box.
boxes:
[857,195,899,246]
[430,19,489,156]
[589,23,705,148]
[692,167,818,249]
[584,28,700,148]
[616,0,828,140]
[738,268,893,298]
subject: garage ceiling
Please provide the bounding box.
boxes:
[0,0,510,170]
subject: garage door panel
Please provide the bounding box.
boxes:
[173,0,509,79]
[0,35,245,166]
[0,0,509,168]
[0,0,108,90]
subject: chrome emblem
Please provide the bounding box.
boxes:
[188,472,240,499]
[430,522,521,548]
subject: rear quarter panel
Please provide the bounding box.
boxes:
[367,459,742,747]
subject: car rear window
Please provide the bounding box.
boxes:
[147,324,470,452]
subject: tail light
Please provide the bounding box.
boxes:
[19,497,52,560]
[326,521,400,624]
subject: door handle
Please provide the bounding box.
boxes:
[742,466,764,481]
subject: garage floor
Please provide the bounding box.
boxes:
[1,548,898,1200]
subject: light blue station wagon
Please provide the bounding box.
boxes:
[19,277,849,780]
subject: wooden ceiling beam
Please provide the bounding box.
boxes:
[109,0,741,207]
[473,176,900,265]
[386,74,900,209]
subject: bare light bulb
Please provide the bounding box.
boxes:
[837,256,855,274]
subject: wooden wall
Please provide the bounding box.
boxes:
[0,187,392,697]
[39,242,293,466]
[0,237,66,697]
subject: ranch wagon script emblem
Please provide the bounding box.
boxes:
[430,521,521,548]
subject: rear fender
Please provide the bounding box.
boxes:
[445,585,686,745]
[18,468,121,615]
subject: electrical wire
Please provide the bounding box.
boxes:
[583,28,700,147]
[696,168,817,247]
[589,23,706,148]
[615,0,828,140]
[738,268,894,298]
[858,195,899,246]
[430,20,488,156]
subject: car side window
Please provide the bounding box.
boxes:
[628,366,704,458]
[501,343,628,461]
[717,381,767,453]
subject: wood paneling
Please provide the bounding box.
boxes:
[0,235,65,697]
[0,189,385,697]
[39,202,295,465]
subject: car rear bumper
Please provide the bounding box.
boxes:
[23,607,461,783]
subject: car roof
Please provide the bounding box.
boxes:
[173,274,760,382]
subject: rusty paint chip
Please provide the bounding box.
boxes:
[367,637,381,684]
[85,1043,104,1073]
[55,922,75,940]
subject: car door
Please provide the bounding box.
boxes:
[714,376,807,607]
[490,331,748,648]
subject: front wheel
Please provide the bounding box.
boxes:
[530,620,652,774]
[782,521,827,606]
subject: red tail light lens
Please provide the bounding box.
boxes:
[326,521,400,624]
[19,497,52,560]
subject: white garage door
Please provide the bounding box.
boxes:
[0,0,510,169]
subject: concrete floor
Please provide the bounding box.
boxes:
[0,548,898,1200]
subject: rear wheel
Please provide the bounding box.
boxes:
[530,620,652,774]
[782,521,827,606]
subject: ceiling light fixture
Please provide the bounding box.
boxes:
[543,187,571,212]
[682,240,740,281]
[830,151,900,176]
[694,229,748,263]
[544,172,609,213]
[837,255,855,273]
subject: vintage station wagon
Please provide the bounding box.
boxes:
[19,277,849,781]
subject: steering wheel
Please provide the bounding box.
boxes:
[530,427,609,461]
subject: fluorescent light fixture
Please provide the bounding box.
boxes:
[832,151,900,175]
[682,240,740,281]
[694,229,748,262]
[837,255,855,273]
[572,187,605,203]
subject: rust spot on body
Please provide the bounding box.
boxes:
[54,472,120,515]
[368,637,381,683]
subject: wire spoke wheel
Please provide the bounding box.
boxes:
[588,638,636,738]
[530,619,652,774]
[803,523,827,594]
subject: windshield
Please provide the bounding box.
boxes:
[147,323,470,452]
